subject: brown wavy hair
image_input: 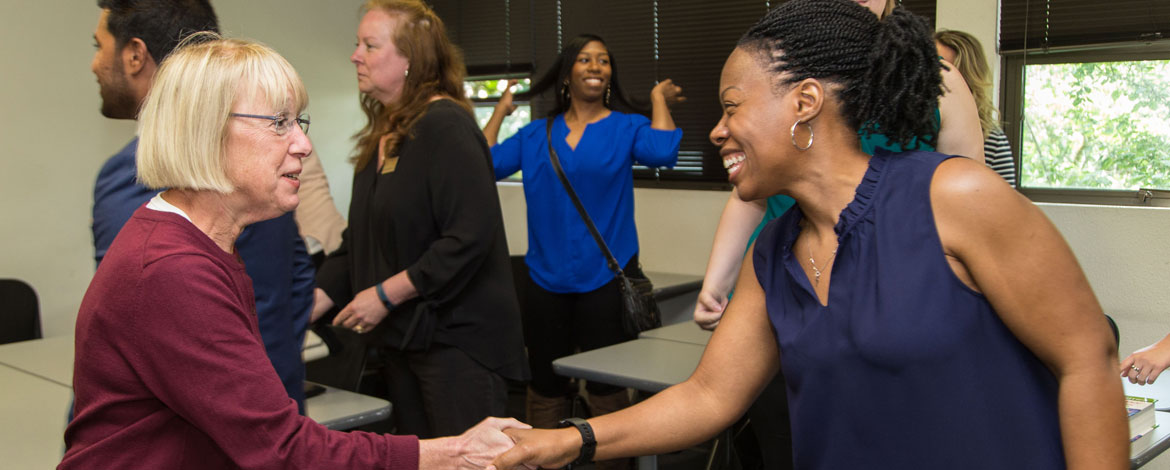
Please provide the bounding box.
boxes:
[351,0,472,171]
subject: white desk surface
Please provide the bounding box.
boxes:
[638,321,711,346]
[552,338,705,393]
[0,334,73,387]
[644,271,702,288]
[310,383,392,431]
[0,336,388,432]
[0,364,71,470]
[1134,411,1170,468]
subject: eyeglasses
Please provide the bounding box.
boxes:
[230,112,310,135]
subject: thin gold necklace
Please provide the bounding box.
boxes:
[808,245,838,286]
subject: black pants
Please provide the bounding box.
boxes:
[379,343,507,438]
[743,372,794,469]
[522,257,643,398]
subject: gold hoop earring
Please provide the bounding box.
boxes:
[605,83,611,107]
[790,119,814,151]
[561,80,571,103]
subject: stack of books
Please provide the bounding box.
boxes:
[1128,395,1157,458]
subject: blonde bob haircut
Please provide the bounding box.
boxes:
[137,32,308,192]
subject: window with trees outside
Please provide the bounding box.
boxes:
[1000,0,1170,206]
[1011,54,1170,201]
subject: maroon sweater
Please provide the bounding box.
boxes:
[61,208,418,470]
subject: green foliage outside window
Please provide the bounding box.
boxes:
[1021,60,1170,190]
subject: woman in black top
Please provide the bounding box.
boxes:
[312,0,527,438]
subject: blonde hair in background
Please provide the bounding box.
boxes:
[882,0,895,18]
[934,29,999,137]
[137,32,308,191]
[352,0,472,171]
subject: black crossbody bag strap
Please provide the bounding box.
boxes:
[545,118,624,277]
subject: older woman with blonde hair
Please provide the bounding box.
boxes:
[312,0,528,438]
[935,29,1017,185]
[62,34,526,469]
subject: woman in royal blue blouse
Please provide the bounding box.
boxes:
[482,33,684,443]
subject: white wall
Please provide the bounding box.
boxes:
[0,0,366,337]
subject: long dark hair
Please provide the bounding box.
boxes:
[517,34,647,118]
[739,0,942,149]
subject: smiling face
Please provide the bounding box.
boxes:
[222,90,312,222]
[91,9,137,119]
[567,40,612,103]
[710,47,799,201]
[351,8,411,105]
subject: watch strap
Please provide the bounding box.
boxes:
[558,417,596,467]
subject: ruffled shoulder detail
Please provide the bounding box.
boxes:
[834,149,890,237]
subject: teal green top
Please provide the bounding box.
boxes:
[746,110,940,250]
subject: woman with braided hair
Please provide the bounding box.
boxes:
[490,1,1126,469]
[694,1,984,468]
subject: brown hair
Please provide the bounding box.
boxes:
[934,29,999,137]
[352,0,472,171]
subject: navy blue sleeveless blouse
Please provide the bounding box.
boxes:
[753,150,1064,469]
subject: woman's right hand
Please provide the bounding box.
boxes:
[1121,334,1170,385]
[693,289,728,331]
[494,79,518,116]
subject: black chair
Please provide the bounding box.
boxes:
[0,279,42,345]
[1105,314,1120,352]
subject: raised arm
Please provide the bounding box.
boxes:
[650,78,685,131]
[935,61,984,159]
[694,191,766,330]
[492,243,779,469]
[483,79,518,147]
[931,157,1127,469]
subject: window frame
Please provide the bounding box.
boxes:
[1000,41,1170,206]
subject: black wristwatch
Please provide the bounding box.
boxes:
[558,417,596,468]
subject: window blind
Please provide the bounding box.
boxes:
[1000,0,1169,52]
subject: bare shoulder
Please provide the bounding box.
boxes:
[930,156,1037,253]
[939,60,967,90]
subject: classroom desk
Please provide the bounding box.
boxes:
[643,271,703,326]
[552,338,705,393]
[0,364,71,470]
[644,271,703,300]
[0,335,390,430]
[638,320,711,346]
[0,334,73,387]
[553,338,707,469]
[1124,379,1170,468]
[308,383,392,430]
[1134,411,1170,469]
